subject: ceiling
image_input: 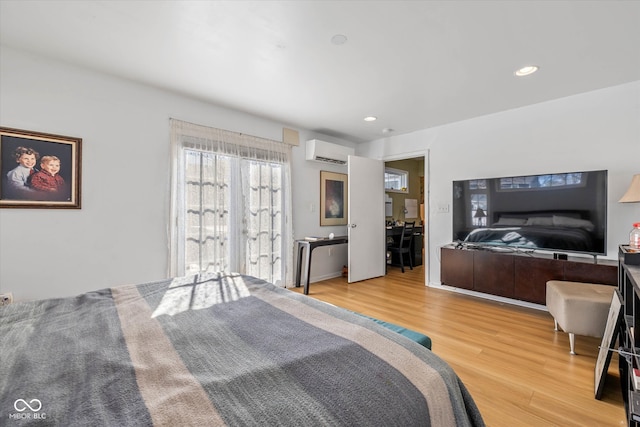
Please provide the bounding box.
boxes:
[1,1,639,143]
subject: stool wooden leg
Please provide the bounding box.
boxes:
[569,333,576,355]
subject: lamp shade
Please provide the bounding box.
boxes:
[620,174,640,203]
[474,207,486,218]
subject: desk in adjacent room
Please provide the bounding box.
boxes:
[386,225,423,267]
[295,236,348,295]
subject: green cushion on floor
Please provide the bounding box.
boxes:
[356,313,432,350]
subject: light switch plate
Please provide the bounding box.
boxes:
[437,203,450,213]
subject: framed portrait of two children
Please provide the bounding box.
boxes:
[0,127,82,209]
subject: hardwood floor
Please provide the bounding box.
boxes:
[290,265,626,426]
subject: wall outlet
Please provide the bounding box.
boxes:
[0,293,13,306]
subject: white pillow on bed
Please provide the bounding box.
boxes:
[553,215,595,231]
[494,217,527,226]
[525,216,554,226]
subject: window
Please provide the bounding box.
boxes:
[468,179,488,226]
[169,120,292,286]
[499,173,585,190]
[385,168,409,193]
[183,150,231,275]
[470,194,488,226]
[468,179,487,191]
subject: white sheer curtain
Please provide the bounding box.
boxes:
[169,119,293,287]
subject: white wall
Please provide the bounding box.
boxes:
[0,46,352,301]
[361,81,640,286]
[2,45,637,301]
[289,140,354,282]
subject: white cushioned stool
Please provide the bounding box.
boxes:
[546,280,615,355]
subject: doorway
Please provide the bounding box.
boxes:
[384,153,427,286]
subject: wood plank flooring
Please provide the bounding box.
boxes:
[290,265,626,426]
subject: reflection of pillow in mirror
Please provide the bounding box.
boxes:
[494,217,527,226]
[525,217,554,226]
[501,231,522,243]
[553,215,595,231]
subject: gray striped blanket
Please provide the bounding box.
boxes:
[0,272,484,426]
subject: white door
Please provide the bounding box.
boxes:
[348,155,386,282]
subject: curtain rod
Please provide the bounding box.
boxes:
[170,118,298,146]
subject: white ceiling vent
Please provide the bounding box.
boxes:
[305,139,354,165]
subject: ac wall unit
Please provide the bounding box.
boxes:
[305,139,355,165]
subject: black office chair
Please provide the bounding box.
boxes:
[388,221,415,273]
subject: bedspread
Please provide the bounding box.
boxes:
[0,272,484,426]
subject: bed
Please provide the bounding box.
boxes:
[0,272,484,426]
[464,210,598,252]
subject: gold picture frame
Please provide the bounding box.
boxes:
[320,171,347,226]
[0,127,82,209]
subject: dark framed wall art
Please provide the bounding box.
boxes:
[0,127,82,209]
[320,170,348,226]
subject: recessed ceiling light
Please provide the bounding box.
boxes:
[515,65,539,77]
[364,116,377,122]
[331,34,348,45]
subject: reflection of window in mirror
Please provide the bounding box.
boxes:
[385,168,409,193]
[468,179,488,227]
[499,172,585,190]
